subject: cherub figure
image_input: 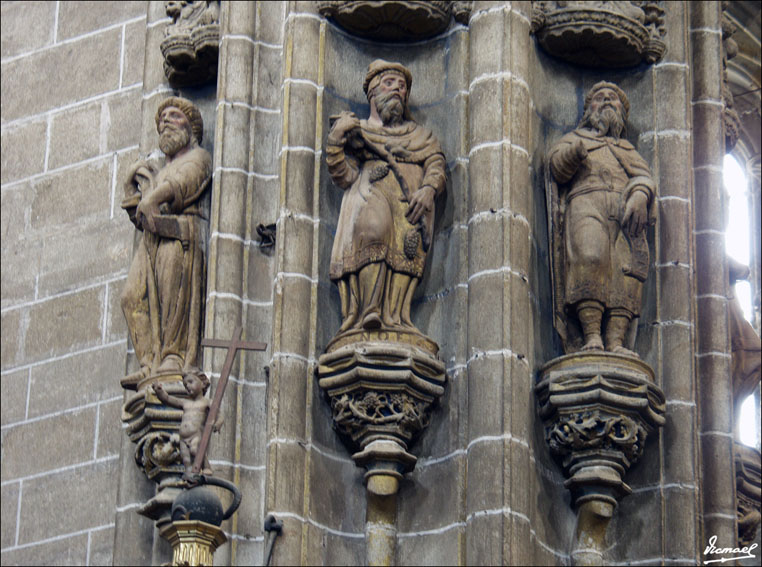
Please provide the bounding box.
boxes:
[152,368,223,479]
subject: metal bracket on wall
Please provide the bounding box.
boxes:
[263,514,283,566]
[257,223,276,249]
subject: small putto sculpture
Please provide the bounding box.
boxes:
[152,369,223,479]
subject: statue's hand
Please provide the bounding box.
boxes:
[136,196,160,233]
[573,138,588,162]
[622,191,648,237]
[406,186,436,225]
[329,111,360,142]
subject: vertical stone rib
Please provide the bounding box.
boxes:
[205,3,260,564]
[652,2,700,562]
[505,4,534,567]
[464,2,534,564]
[690,1,736,551]
[265,3,322,564]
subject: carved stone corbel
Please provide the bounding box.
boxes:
[536,353,666,566]
[161,1,220,87]
[530,1,667,67]
[316,1,472,42]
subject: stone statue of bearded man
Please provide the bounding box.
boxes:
[548,81,656,357]
[120,96,212,387]
[325,60,446,352]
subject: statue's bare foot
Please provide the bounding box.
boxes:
[581,335,604,351]
[609,345,639,358]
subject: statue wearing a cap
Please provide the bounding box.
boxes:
[325,60,446,342]
[548,81,656,357]
[120,96,212,386]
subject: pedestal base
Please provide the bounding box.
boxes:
[318,342,446,452]
[536,352,665,565]
[160,520,227,567]
[318,341,446,566]
[122,373,188,523]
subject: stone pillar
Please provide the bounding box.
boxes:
[202,1,284,564]
[464,2,534,565]
[690,0,737,551]
[265,2,324,564]
[649,2,701,561]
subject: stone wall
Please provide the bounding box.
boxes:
[1,1,147,565]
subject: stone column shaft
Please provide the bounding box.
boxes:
[650,2,701,561]
[265,2,324,564]
[204,2,280,564]
[465,2,534,565]
[690,0,737,550]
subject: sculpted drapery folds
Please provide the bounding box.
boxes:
[120,97,212,387]
[548,82,656,356]
[325,60,446,348]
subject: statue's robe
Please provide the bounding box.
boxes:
[122,145,212,378]
[326,119,445,332]
[548,128,655,349]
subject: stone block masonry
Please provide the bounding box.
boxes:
[1,2,147,565]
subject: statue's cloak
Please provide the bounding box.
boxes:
[546,129,656,352]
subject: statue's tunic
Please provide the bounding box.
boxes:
[326,120,446,282]
[549,128,655,315]
[124,146,212,374]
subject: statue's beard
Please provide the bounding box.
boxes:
[374,91,405,126]
[582,106,624,139]
[159,125,191,156]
